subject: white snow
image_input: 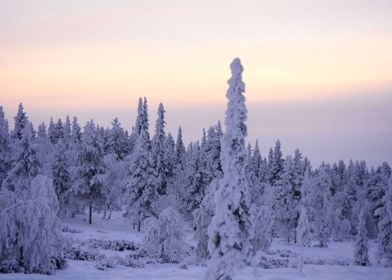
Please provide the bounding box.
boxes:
[3,210,392,280]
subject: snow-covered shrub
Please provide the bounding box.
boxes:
[122,252,146,268]
[62,226,83,234]
[0,175,65,274]
[80,238,138,251]
[143,207,186,263]
[95,255,122,270]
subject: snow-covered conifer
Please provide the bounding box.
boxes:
[2,124,41,197]
[105,117,130,160]
[375,177,392,267]
[126,98,157,231]
[11,103,28,141]
[0,106,11,186]
[151,103,167,195]
[269,140,284,185]
[52,139,71,216]
[354,208,370,266]
[206,58,253,280]
[73,120,106,224]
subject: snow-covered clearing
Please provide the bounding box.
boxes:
[3,211,391,280]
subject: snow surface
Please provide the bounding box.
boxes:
[3,210,392,280]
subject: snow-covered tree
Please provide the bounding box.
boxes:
[71,116,82,144]
[206,58,253,280]
[354,207,370,266]
[143,207,186,263]
[175,126,186,166]
[105,118,130,160]
[11,103,28,142]
[0,106,11,186]
[51,139,71,216]
[375,177,392,267]
[297,197,311,272]
[96,153,128,220]
[2,124,41,198]
[250,203,273,255]
[193,179,219,261]
[151,103,167,195]
[312,165,333,247]
[126,98,157,231]
[0,175,64,274]
[274,156,298,243]
[73,120,106,224]
[269,140,284,185]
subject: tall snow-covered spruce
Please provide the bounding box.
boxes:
[206,58,253,280]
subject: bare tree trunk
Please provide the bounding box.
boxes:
[89,202,93,224]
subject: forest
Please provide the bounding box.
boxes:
[0,58,391,280]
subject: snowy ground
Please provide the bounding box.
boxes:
[3,211,392,280]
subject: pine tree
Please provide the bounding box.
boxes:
[206,58,253,280]
[126,98,157,231]
[375,177,392,267]
[105,117,130,160]
[274,156,298,243]
[312,165,333,247]
[52,139,71,216]
[73,120,106,224]
[151,103,167,195]
[71,116,82,144]
[0,106,11,186]
[11,103,28,141]
[354,207,370,266]
[297,184,311,272]
[269,140,284,185]
[175,126,186,166]
[2,124,41,198]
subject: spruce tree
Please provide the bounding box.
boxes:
[0,106,11,186]
[126,98,157,231]
[11,103,28,142]
[375,177,392,267]
[2,124,41,198]
[206,58,253,280]
[151,103,167,195]
[73,120,106,224]
[354,208,370,266]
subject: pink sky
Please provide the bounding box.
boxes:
[0,0,391,166]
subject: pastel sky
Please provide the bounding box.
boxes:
[0,0,391,166]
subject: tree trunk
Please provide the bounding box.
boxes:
[89,203,93,224]
[137,219,141,232]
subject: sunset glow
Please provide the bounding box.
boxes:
[0,0,391,164]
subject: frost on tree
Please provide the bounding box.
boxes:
[206,58,253,280]
[2,124,41,198]
[0,106,11,187]
[375,177,392,267]
[126,98,157,231]
[354,208,370,266]
[193,179,219,261]
[73,120,106,224]
[0,175,65,274]
[143,207,186,263]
